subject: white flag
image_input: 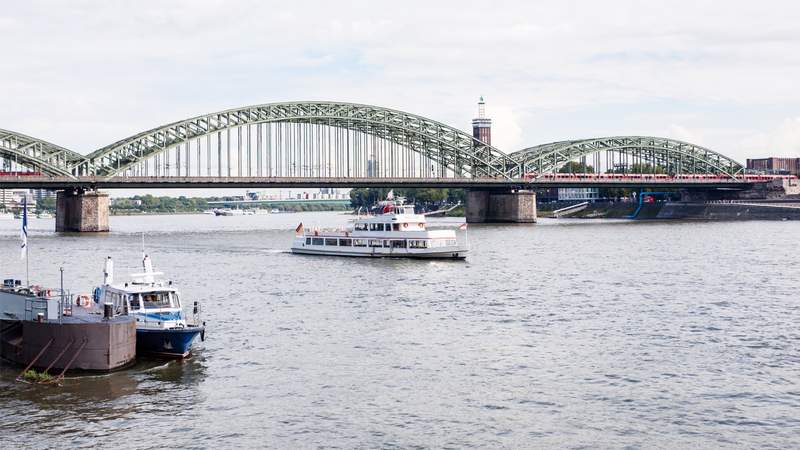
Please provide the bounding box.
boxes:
[20,198,28,259]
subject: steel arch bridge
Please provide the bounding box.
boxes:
[0,129,86,177]
[77,101,519,179]
[0,103,748,182]
[511,136,744,178]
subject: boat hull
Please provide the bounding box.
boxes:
[136,326,203,358]
[291,247,467,259]
[0,317,136,372]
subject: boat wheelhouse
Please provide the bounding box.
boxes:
[291,198,468,259]
[95,256,205,358]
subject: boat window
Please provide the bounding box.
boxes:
[409,240,429,249]
[353,239,367,247]
[142,292,171,309]
[325,238,338,246]
[305,237,311,245]
[369,239,383,247]
[171,292,181,308]
[312,237,323,246]
[391,240,407,248]
[129,294,140,311]
[339,238,352,247]
[392,223,400,231]
[369,223,383,231]
[447,239,457,246]
[355,223,367,231]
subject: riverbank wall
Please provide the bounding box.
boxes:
[656,202,800,220]
[538,200,800,221]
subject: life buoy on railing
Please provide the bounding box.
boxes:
[44,289,53,298]
[77,294,92,308]
[403,223,408,229]
[418,223,424,229]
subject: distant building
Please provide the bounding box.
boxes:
[0,189,36,212]
[31,189,56,203]
[367,158,379,177]
[558,188,600,202]
[471,97,491,145]
[746,157,800,176]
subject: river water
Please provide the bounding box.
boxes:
[0,213,798,449]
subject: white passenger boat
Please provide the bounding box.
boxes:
[291,197,468,259]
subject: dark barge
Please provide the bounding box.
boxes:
[0,281,136,374]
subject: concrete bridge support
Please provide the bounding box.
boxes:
[56,190,110,232]
[466,189,537,223]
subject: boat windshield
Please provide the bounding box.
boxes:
[141,291,178,309]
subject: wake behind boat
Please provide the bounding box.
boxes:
[291,195,468,259]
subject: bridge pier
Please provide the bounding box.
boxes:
[466,189,537,223]
[56,190,110,232]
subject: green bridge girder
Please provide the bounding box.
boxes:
[511,136,745,178]
[0,104,747,181]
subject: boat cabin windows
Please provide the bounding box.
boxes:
[369,223,387,231]
[354,223,368,231]
[306,237,311,245]
[390,240,407,248]
[103,290,127,315]
[353,239,367,247]
[409,240,429,249]
[369,239,383,247]
[339,238,352,247]
[392,223,401,231]
[312,237,324,246]
[142,292,172,309]
[324,238,338,246]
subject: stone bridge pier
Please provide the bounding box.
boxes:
[56,189,110,232]
[465,189,537,223]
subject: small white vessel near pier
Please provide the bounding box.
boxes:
[291,196,468,259]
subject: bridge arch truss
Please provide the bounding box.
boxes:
[0,129,86,177]
[511,136,744,179]
[83,102,521,179]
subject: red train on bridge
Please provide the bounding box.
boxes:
[0,171,43,177]
[522,172,798,182]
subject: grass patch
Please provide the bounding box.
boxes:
[22,369,54,383]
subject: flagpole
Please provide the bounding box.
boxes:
[23,198,29,287]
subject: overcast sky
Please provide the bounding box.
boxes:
[2,0,799,168]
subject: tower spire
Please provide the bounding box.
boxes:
[471,96,491,145]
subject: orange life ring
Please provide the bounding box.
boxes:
[77,294,92,307]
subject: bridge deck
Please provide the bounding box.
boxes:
[0,176,756,190]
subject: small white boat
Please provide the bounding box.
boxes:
[215,208,244,216]
[94,256,205,358]
[291,196,468,259]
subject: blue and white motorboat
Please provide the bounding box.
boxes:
[94,255,205,358]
